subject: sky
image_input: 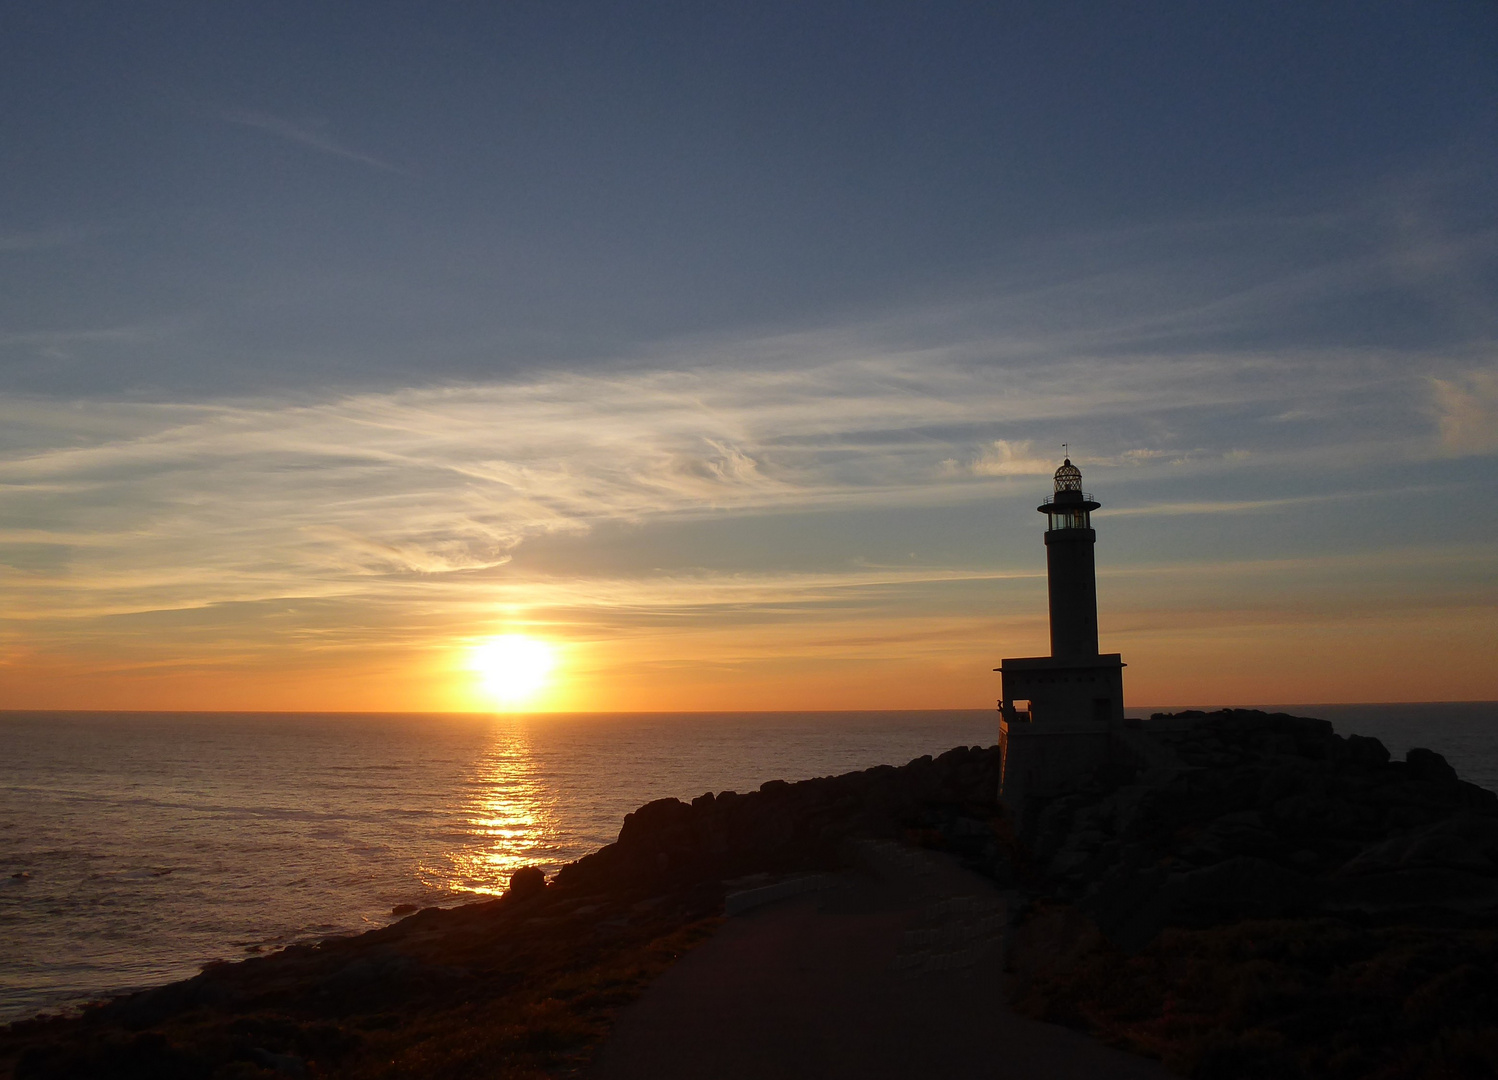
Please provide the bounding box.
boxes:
[1,1,1495,712]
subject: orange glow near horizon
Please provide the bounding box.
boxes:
[2,596,1497,713]
[2,542,1495,713]
[2,347,1495,716]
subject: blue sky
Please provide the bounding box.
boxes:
[1,2,1495,710]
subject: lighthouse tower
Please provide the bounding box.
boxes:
[996,457,1125,815]
[1041,458,1101,658]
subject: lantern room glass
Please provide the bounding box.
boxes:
[1047,508,1091,530]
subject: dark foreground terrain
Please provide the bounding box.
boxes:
[1008,711,1498,1078]
[5,711,1498,1079]
[0,748,1000,1079]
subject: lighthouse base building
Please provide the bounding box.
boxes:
[997,654,1125,806]
[997,458,1127,817]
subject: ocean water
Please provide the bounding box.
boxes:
[3,704,1495,1022]
[0,710,997,1021]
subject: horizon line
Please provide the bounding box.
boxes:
[1,701,1494,718]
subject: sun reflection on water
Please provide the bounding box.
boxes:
[422,723,560,896]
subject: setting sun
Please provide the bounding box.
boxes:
[468,635,558,709]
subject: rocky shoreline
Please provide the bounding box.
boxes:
[4,711,1497,1078]
[0,745,1000,1080]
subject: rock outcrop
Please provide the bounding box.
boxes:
[1008,710,1498,1079]
[1019,710,1498,951]
[554,743,1004,896]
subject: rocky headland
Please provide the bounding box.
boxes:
[4,711,1497,1079]
[1007,710,1498,1078]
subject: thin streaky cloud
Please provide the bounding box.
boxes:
[0,323,1490,655]
[1100,482,1455,518]
[222,109,406,174]
[1431,369,1498,456]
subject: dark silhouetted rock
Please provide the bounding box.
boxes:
[1010,710,1498,950]
[1406,745,1460,785]
[552,744,1005,896]
[507,865,547,900]
[1007,710,1498,1079]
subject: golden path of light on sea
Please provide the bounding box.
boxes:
[419,724,562,896]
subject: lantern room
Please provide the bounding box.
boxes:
[1038,459,1100,531]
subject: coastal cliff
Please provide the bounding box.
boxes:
[4,713,1498,1079]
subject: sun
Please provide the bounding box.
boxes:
[469,635,558,710]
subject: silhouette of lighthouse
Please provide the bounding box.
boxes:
[997,453,1126,817]
[1041,456,1101,658]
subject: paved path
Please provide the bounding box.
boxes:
[589,843,1173,1080]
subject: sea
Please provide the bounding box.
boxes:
[2,704,1495,1023]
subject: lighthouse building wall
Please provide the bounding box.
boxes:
[997,655,1125,811]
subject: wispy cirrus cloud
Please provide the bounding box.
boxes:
[222,109,406,174]
[1,322,1493,712]
[1432,366,1498,456]
[959,439,1058,477]
[0,334,1473,632]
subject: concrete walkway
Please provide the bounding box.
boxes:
[589,842,1173,1080]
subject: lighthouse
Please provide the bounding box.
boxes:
[1042,458,1101,658]
[996,457,1126,817]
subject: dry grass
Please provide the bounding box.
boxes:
[348,918,719,1080]
[1,892,721,1080]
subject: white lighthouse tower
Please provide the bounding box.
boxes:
[996,457,1126,814]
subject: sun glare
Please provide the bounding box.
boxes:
[469,635,558,710]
